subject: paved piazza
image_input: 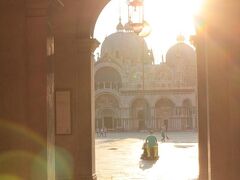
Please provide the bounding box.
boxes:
[95,131,198,180]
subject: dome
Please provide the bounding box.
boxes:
[124,20,133,32]
[166,42,196,66]
[101,31,151,63]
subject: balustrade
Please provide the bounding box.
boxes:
[95,81,121,91]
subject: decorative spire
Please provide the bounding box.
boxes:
[124,17,133,32]
[116,17,124,32]
[177,34,185,42]
[116,0,124,32]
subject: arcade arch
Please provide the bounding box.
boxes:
[2,1,239,180]
[95,93,120,130]
[92,0,201,179]
[155,98,175,129]
[131,98,151,130]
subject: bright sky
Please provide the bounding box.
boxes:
[94,0,203,64]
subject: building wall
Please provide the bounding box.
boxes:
[95,41,197,131]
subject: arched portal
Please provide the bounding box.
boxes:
[95,94,120,130]
[131,98,150,130]
[155,98,175,130]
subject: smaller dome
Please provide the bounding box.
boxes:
[166,42,196,67]
[124,20,133,32]
[100,31,151,63]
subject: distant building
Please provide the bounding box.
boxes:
[94,26,197,131]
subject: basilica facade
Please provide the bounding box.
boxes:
[94,27,197,131]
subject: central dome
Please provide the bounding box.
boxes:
[100,31,151,63]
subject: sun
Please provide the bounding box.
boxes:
[144,0,203,35]
[143,0,203,61]
[94,0,203,63]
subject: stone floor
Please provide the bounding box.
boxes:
[95,131,198,180]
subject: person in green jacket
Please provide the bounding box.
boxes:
[145,130,158,159]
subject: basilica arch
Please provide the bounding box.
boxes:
[131,98,151,130]
[95,93,120,130]
[95,66,122,92]
[94,61,123,79]
[155,98,176,130]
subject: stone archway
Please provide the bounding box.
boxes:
[1,1,240,180]
[95,94,120,130]
[95,66,122,92]
[155,98,175,130]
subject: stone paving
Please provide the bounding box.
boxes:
[95,131,198,180]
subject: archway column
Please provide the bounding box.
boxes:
[197,0,240,179]
[76,38,99,180]
[54,32,99,179]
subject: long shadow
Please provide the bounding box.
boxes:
[139,159,157,170]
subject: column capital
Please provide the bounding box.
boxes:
[77,38,100,53]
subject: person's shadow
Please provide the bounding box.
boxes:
[139,160,156,170]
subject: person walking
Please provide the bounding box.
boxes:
[100,128,104,137]
[103,127,107,137]
[164,119,169,140]
[160,126,166,142]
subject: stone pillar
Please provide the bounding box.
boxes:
[55,36,99,180]
[26,2,49,180]
[229,51,240,180]
[193,26,208,178]
[82,37,98,179]
[203,1,240,179]
[205,33,231,180]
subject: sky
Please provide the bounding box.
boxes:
[93,0,203,64]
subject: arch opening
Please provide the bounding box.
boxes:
[93,0,200,179]
[131,98,151,130]
[155,98,176,130]
[95,94,120,130]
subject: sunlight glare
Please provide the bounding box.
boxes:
[94,0,203,63]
